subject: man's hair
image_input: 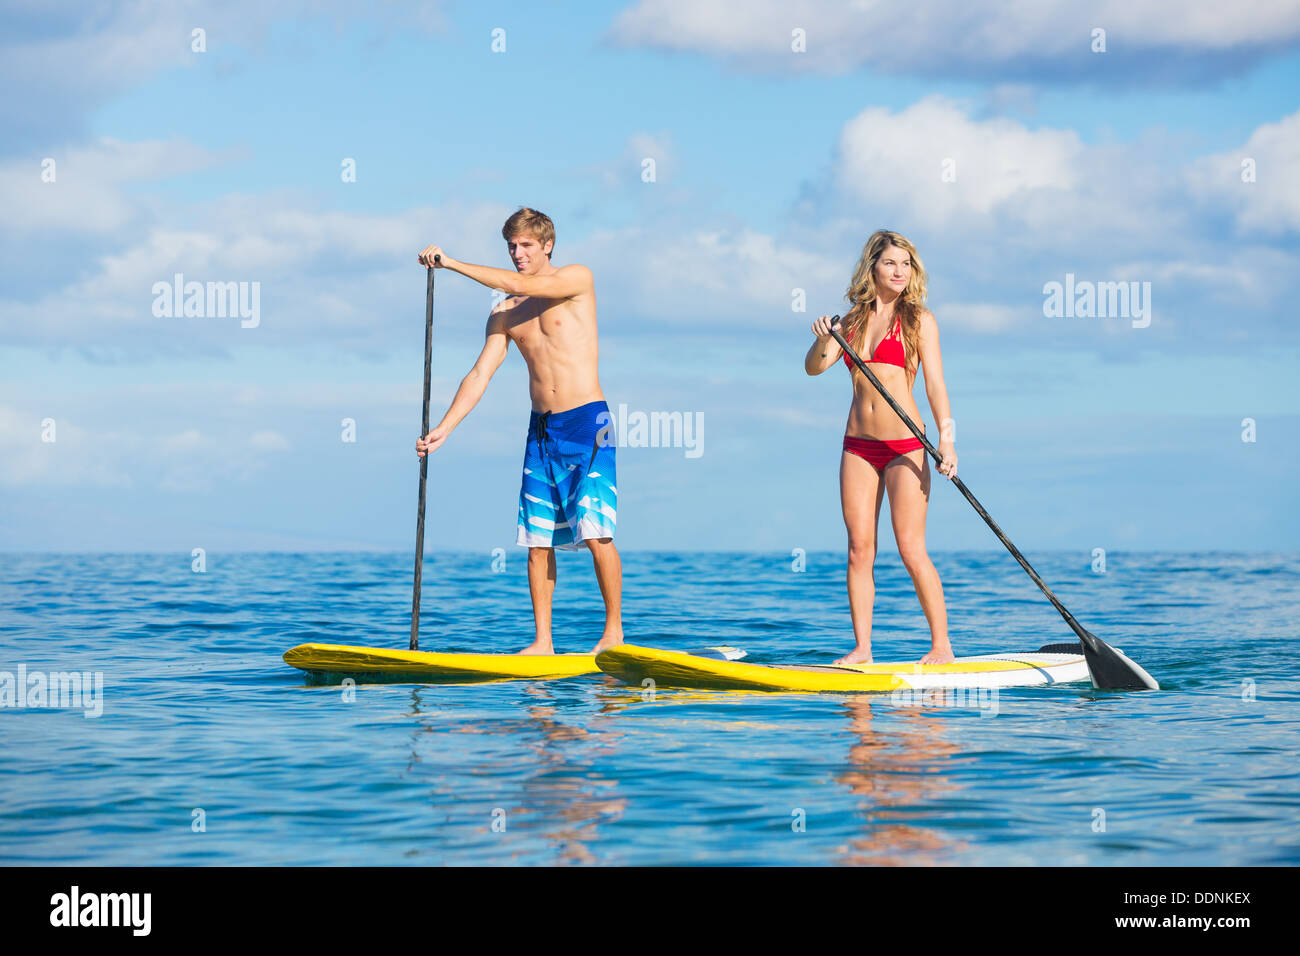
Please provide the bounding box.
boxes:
[501,208,556,257]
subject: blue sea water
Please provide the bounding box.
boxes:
[2,550,1297,866]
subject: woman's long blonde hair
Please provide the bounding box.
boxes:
[842,230,927,384]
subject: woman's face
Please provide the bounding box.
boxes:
[874,244,912,294]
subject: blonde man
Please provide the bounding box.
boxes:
[416,209,622,654]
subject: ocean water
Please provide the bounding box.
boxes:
[2,550,1297,866]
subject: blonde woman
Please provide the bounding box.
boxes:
[805,231,958,665]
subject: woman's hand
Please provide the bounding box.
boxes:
[936,440,958,479]
[811,314,841,338]
[415,425,450,458]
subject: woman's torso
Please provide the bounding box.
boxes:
[842,313,924,441]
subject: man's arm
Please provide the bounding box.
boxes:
[458,262,591,299]
[418,245,592,298]
[415,314,509,457]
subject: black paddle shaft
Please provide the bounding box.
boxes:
[410,259,438,650]
[826,315,1154,689]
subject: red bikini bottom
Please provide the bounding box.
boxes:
[843,435,924,474]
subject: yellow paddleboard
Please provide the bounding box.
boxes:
[283,642,746,684]
[283,643,599,683]
[596,644,1089,693]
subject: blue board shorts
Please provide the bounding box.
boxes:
[517,400,617,550]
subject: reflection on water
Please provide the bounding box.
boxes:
[835,697,966,866]
[401,682,626,865]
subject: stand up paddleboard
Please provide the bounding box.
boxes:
[284,643,746,685]
[596,643,1090,693]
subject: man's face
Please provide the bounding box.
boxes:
[507,234,552,273]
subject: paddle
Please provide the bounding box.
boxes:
[410,256,439,650]
[825,315,1159,690]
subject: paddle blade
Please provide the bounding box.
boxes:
[1078,629,1160,690]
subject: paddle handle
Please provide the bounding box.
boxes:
[410,257,438,650]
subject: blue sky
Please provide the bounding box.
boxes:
[2,0,1299,553]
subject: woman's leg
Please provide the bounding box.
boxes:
[884,449,953,664]
[836,448,886,665]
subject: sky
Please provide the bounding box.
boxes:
[2,0,1299,554]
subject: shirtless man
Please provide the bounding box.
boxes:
[414,208,622,655]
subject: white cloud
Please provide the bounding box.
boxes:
[1,138,231,235]
[0,189,514,351]
[0,405,132,487]
[580,224,846,323]
[939,303,1026,333]
[161,428,205,452]
[1186,109,1300,236]
[5,97,1298,367]
[827,95,1299,253]
[835,96,1083,228]
[819,98,1300,335]
[0,380,420,493]
[620,131,677,186]
[1123,247,1299,309]
[609,0,1300,79]
[250,430,289,450]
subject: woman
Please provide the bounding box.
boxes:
[805,230,958,665]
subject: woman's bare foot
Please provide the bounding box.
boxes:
[834,647,874,666]
[919,643,954,665]
[517,639,554,655]
[590,632,623,654]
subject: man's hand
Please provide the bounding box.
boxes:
[417,245,453,269]
[415,425,450,458]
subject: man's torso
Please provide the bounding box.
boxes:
[497,291,603,414]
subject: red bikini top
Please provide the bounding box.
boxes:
[843,315,905,370]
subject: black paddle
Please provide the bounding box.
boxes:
[825,314,1158,690]
[410,256,439,650]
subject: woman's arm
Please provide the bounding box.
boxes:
[916,310,958,478]
[805,314,844,375]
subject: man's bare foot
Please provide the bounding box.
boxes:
[834,648,874,666]
[919,644,955,665]
[590,633,623,654]
[517,639,554,655]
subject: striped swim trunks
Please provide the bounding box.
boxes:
[516,400,617,550]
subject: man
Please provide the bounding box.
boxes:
[415,208,622,654]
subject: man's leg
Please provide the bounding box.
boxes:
[519,546,557,654]
[586,537,623,653]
